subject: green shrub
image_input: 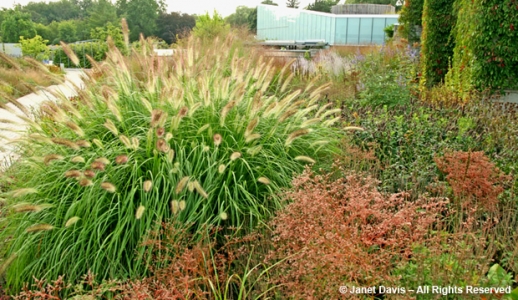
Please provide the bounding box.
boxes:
[52,41,109,68]
[0,32,340,293]
[192,11,230,40]
[354,45,416,107]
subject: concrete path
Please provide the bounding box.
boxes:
[0,69,85,170]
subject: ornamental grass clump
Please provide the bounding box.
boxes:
[0,30,340,292]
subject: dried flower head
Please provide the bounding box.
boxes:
[65,216,81,227]
[71,156,85,163]
[143,180,153,192]
[79,178,93,187]
[64,170,82,178]
[101,182,117,193]
[115,155,129,164]
[213,134,222,146]
[218,164,226,174]
[91,161,106,171]
[171,200,179,214]
[285,129,310,146]
[156,139,170,152]
[119,135,132,148]
[151,109,165,127]
[26,223,54,233]
[76,140,91,148]
[135,205,145,219]
[294,155,316,164]
[178,106,188,118]
[44,154,64,165]
[84,169,96,178]
[230,152,242,161]
[257,177,271,185]
[176,176,190,194]
[156,127,165,137]
[193,180,208,199]
[94,157,110,165]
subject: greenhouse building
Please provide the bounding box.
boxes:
[257,4,399,46]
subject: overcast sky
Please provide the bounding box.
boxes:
[0,0,330,17]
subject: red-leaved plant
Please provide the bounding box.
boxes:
[434,151,511,212]
[266,166,447,299]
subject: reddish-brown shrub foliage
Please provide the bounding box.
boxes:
[266,167,447,299]
[434,151,511,212]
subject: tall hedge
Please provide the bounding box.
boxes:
[397,0,424,43]
[471,0,518,90]
[419,0,456,88]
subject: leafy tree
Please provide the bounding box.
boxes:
[19,34,50,60]
[192,11,230,40]
[261,0,279,5]
[87,0,119,30]
[34,23,52,44]
[306,0,339,12]
[58,20,78,43]
[0,9,37,43]
[226,6,255,28]
[91,22,125,49]
[155,12,195,44]
[248,8,258,33]
[22,0,81,25]
[286,0,300,8]
[122,0,163,41]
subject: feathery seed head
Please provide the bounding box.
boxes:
[245,133,261,143]
[301,118,322,128]
[65,121,85,136]
[76,140,91,148]
[84,169,96,178]
[156,127,165,137]
[115,155,129,164]
[220,212,228,220]
[151,109,166,127]
[285,129,311,146]
[95,157,110,165]
[165,132,173,141]
[51,138,80,150]
[218,164,226,174]
[247,145,262,156]
[178,106,188,118]
[176,176,190,194]
[104,119,118,136]
[203,145,210,152]
[171,200,179,214]
[26,223,54,233]
[343,126,365,132]
[213,134,222,146]
[101,182,117,193]
[92,139,103,149]
[294,155,316,164]
[135,205,145,219]
[230,152,241,161]
[143,180,153,192]
[187,181,195,192]
[193,180,208,199]
[197,124,210,134]
[65,216,81,227]
[64,170,82,178]
[71,156,85,163]
[179,200,186,211]
[43,154,64,165]
[79,178,93,187]
[156,139,170,152]
[119,135,132,148]
[257,177,271,185]
[10,188,38,198]
[0,254,16,275]
[91,161,106,171]
[131,137,139,149]
[13,203,48,213]
[245,117,259,137]
[167,149,175,162]
[60,42,80,66]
